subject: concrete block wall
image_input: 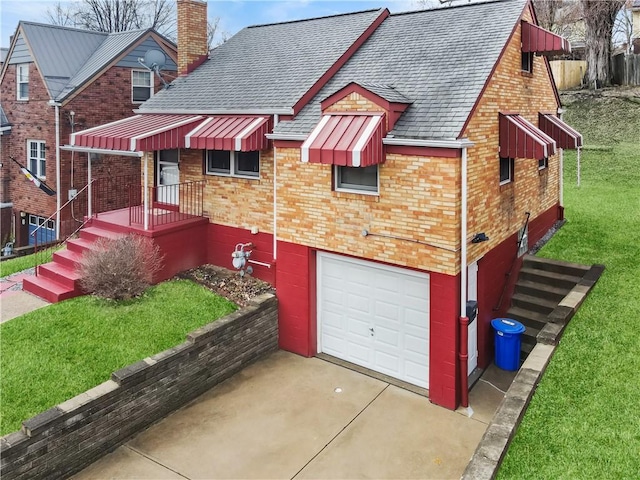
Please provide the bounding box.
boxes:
[0,294,278,480]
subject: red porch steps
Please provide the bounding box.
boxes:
[23,223,125,303]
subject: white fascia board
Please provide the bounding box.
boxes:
[265,132,307,141]
[383,137,475,149]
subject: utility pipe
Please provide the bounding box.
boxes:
[49,100,62,240]
[87,153,92,217]
[273,114,279,262]
[459,145,470,408]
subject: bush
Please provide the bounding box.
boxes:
[78,234,163,300]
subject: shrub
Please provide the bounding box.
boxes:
[78,234,163,300]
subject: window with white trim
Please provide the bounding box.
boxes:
[27,140,46,178]
[132,70,152,103]
[518,224,529,257]
[205,150,260,178]
[335,165,379,194]
[17,64,29,100]
[499,156,514,185]
[538,157,548,170]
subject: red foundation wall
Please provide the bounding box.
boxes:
[206,223,275,284]
[476,203,559,368]
[429,271,460,410]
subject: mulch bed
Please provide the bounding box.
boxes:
[177,264,275,307]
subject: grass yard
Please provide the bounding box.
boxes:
[0,279,236,435]
[498,91,640,477]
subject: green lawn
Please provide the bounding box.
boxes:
[498,93,640,478]
[0,279,236,435]
[0,247,59,277]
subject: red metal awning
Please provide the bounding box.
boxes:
[521,21,571,55]
[499,113,556,159]
[301,114,385,167]
[70,114,204,152]
[185,116,270,151]
[538,113,583,150]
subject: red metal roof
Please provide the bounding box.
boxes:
[538,113,583,150]
[521,21,571,55]
[185,116,270,151]
[70,114,204,152]
[301,114,385,167]
[499,113,556,159]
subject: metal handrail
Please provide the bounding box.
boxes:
[32,179,96,276]
[493,211,531,311]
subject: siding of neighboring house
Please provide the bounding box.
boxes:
[1,29,176,246]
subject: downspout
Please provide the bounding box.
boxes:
[273,114,279,262]
[49,100,62,240]
[459,145,469,408]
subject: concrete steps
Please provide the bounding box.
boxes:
[506,255,589,361]
[22,222,125,303]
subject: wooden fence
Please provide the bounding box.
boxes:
[612,54,640,86]
[549,60,587,90]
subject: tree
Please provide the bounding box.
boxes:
[581,0,626,87]
[46,0,174,34]
[533,0,562,31]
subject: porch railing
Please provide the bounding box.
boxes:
[128,180,206,229]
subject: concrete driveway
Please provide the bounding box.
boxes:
[74,351,507,479]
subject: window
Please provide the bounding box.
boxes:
[27,140,46,178]
[205,150,260,178]
[335,165,379,194]
[538,157,548,170]
[517,224,529,257]
[132,70,152,103]
[499,157,514,185]
[521,51,533,73]
[17,64,29,100]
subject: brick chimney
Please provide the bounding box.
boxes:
[177,0,209,75]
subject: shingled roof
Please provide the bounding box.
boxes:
[276,0,528,140]
[139,9,386,113]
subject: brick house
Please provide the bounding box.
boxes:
[30,0,582,410]
[0,21,177,247]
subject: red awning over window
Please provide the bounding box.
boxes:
[538,113,583,150]
[499,113,556,159]
[301,114,385,167]
[521,21,571,55]
[185,116,270,151]
[70,114,204,152]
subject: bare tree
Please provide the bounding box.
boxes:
[46,0,175,34]
[581,0,625,87]
[613,0,634,53]
[534,0,563,31]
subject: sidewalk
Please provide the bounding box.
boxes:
[0,270,50,323]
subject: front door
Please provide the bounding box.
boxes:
[156,149,179,206]
[467,261,479,375]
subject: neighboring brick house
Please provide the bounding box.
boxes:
[0,21,176,247]
[43,0,582,410]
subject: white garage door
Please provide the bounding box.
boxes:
[318,252,430,389]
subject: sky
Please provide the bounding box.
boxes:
[0,0,426,48]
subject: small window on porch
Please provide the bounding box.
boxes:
[205,150,259,178]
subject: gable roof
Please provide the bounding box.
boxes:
[276,0,529,140]
[139,9,386,114]
[4,21,175,102]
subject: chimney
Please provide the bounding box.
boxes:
[177,0,209,75]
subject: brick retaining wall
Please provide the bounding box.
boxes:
[0,293,278,480]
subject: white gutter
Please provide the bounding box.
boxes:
[384,137,475,149]
[0,126,11,134]
[61,145,144,157]
[133,107,294,115]
[266,132,307,141]
[273,114,279,261]
[49,100,62,240]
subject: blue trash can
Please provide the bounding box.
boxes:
[491,318,526,371]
